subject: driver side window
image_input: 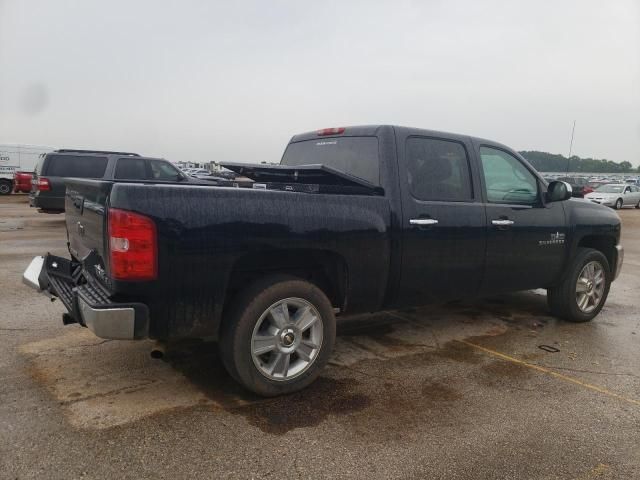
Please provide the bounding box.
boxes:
[480,147,538,205]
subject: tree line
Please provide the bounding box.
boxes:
[519,151,638,174]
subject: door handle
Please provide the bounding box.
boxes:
[410,218,439,225]
[492,219,515,226]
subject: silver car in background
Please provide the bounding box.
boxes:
[585,183,640,209]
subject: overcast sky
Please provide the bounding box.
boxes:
[1,0,639,165]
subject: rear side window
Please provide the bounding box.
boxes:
[405,137,473,201]
[45,155,107,178]
[114,158,147,180]
[281,137,380,185]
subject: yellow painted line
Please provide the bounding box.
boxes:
[458,340,640,407]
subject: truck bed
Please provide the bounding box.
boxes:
[64,178,392,340]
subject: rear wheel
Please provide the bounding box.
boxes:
[219,275,336,396]
[614,198,623,209]
[547,248,611,322]
[635,200,640,209]
[0,180,12,195]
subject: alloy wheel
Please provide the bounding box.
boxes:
[575,261,606,313]
[250,297,323,381]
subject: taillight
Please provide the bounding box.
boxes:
[317,127,345,136]
[108,208,157,281]
[583,187,593,195]
[36,177,51,191]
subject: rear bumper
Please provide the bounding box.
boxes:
[29,193,65,212]
[22,255,149,340]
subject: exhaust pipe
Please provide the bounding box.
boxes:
[150,341,166,360]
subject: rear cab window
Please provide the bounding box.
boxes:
[281,136,380,185]
[44,154,108,178]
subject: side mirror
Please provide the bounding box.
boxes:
[546,181,572,203]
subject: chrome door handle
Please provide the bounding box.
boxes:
[410,218,438,225]
[492,219,514,226]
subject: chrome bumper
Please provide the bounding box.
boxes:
[22,255,147,340]
[78,298,136,340]
[22,255,46,291]
[614,244,624,281]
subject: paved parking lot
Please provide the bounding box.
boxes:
[1,194,639,479]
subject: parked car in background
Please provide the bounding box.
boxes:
[30,149,194,213]
[23,125,623,396]
[188,168,211,177]
[0,144,53,195]
[587,180,611,190]
[585,184,640,209]
[13,171,33,193]
[556,176,593,198]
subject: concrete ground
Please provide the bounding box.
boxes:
[1,194,639,480]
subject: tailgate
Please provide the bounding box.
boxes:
[64,179,113,280]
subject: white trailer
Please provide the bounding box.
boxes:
[0,144,54,194]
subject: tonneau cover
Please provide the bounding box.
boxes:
[220,162,380,191]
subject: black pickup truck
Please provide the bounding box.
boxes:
[23,125,624,396]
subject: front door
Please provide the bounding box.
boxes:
[476,144,567,294]
[396,134,486,306]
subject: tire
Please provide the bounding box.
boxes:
[614,198,622,210]
[547,248,611,322]
[219,274,336,396]
[0,180,12,195]
[635,200,640,209]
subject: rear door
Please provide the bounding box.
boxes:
[475,143,567,294]
[631,186,640,206]
[396,131,486,305]
[622,185,639,206]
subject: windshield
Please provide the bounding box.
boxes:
[281,137,380,185]
[595,185,624,193]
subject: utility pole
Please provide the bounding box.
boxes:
[567,120,576,173]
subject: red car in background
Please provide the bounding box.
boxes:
[13,171,33,193]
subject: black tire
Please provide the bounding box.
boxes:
[219,274,336,396]
[635,200,640,209]
[614,198,622,210]
[0,180,12,195]
[547,248,611,322]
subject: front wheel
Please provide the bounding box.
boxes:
[0,180,12,195]
[219,275,336,396]
[547,248,611,322]
[614,198,623,210]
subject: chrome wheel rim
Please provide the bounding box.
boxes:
[575,261,606,313]
[251,297,323,381]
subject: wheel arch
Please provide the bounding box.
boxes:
[222,248,349,320]
[576,235,617,273]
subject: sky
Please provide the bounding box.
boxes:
[1,0,639,165]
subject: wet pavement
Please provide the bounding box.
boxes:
[1,194,639,479]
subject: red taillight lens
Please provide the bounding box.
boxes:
[583,187,593,195]
[36,177,51,191]
[317,127,345,136]
[108,208,157,281]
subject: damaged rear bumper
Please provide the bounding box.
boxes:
[22,254,149,340]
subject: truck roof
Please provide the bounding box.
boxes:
[288,125,514,152]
